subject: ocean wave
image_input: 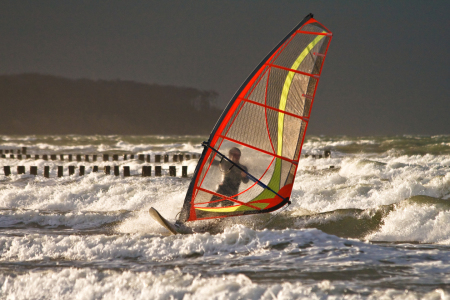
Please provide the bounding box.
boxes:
[1,267,448,300]
[0,227,368,262]
[0,209,129,230]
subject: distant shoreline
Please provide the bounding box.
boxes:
[0,74,222,135]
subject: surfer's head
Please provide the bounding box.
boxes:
[229,147,241,163]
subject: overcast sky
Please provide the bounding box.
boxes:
[1,1,448,135]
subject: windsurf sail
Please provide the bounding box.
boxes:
[178,13,332,222]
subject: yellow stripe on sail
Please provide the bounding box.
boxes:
[277,32,326,155]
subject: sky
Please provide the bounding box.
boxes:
[0,0,449,135]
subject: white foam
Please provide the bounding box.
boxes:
[0,209,125,229]
[0,266,448,299]
[291,154,450,214]
[3,225,450,274]
[0,173,190,212]
[368,202,450,244]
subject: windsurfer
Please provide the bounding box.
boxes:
[207,147,249,207]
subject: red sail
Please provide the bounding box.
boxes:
[178,14,332,222]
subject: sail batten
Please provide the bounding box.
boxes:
[266,64,320,78]
[178,14,332,222]
[238,98,310,122]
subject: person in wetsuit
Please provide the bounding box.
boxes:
[207,147,249,207]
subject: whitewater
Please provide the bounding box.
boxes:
[1,134,450,299]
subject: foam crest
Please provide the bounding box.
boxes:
[292,154,450,214]
[0,267,448,300]
[0,209,127,229]
[0,174,189,212]
[368,201,450,244]
[0,227,368,262]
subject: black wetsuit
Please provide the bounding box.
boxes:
[207,160,249,207]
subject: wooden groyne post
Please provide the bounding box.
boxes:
[30,166,37,176]
[155,166,162,177]
[17,166,25,174]
[4,166,11,176]
[169,166,176,177]
[44,166,49,178]
[123,166,130,177]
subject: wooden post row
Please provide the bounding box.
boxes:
[2,165,188,177]
[2,152,203,163]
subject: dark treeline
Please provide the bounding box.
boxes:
[0,74,222,135]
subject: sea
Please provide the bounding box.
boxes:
[0,134,449,299]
